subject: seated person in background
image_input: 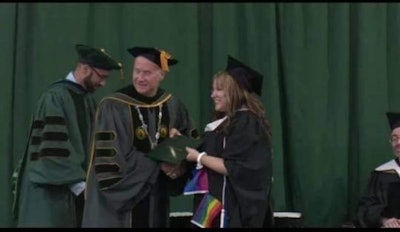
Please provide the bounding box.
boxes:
[356,112,400,228]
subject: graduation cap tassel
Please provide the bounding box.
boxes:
[159,50,171,72]
[118,63,124,80]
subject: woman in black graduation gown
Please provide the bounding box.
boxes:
[185,56,274,228]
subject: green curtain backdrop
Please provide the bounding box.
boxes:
[1,2,400,227]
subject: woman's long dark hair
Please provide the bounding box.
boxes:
[211,71,272,140]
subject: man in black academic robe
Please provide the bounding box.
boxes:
[82,47,197,228]
[356,112,400,228]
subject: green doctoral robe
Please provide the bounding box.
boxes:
[356,158,400,227]
[82,85,196,228]
[13,79,96,227]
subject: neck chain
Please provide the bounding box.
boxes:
[135,105,163,149]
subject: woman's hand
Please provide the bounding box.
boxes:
[185,147,199,162]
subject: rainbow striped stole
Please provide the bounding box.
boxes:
[184,168,208,195]
[191,193,222,228]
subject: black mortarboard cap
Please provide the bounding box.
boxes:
[386,112,400,131]
[147,135,203,164]
[226,55,264,96]
[76,44,122,71]
[127,47,178,72]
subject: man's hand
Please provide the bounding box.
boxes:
[169,128,182,138]
[160,162,186,179]
[381,217,400,228]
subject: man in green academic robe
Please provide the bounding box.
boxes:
[12,44,121,227]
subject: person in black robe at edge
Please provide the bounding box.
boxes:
[356,112,400,228]
[185,55,274,228]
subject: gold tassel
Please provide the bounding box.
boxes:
[160,50,172,72]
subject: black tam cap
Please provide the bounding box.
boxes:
[127,47,178,72]
[226,55,263,96]
[386,112,400,131]
[75,44,122,71]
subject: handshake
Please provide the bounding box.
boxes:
[148,134,202,179]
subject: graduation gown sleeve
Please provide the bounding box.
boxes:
[27,85,93,185]
[82,96,160,227]
[165,96,198,195]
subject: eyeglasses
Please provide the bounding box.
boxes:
[389,136,400,144]
[89,66,108,79]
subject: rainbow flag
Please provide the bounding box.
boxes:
[191,193,222,228]
[183,168,208,195]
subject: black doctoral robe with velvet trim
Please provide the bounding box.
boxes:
[82,85,196,228]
